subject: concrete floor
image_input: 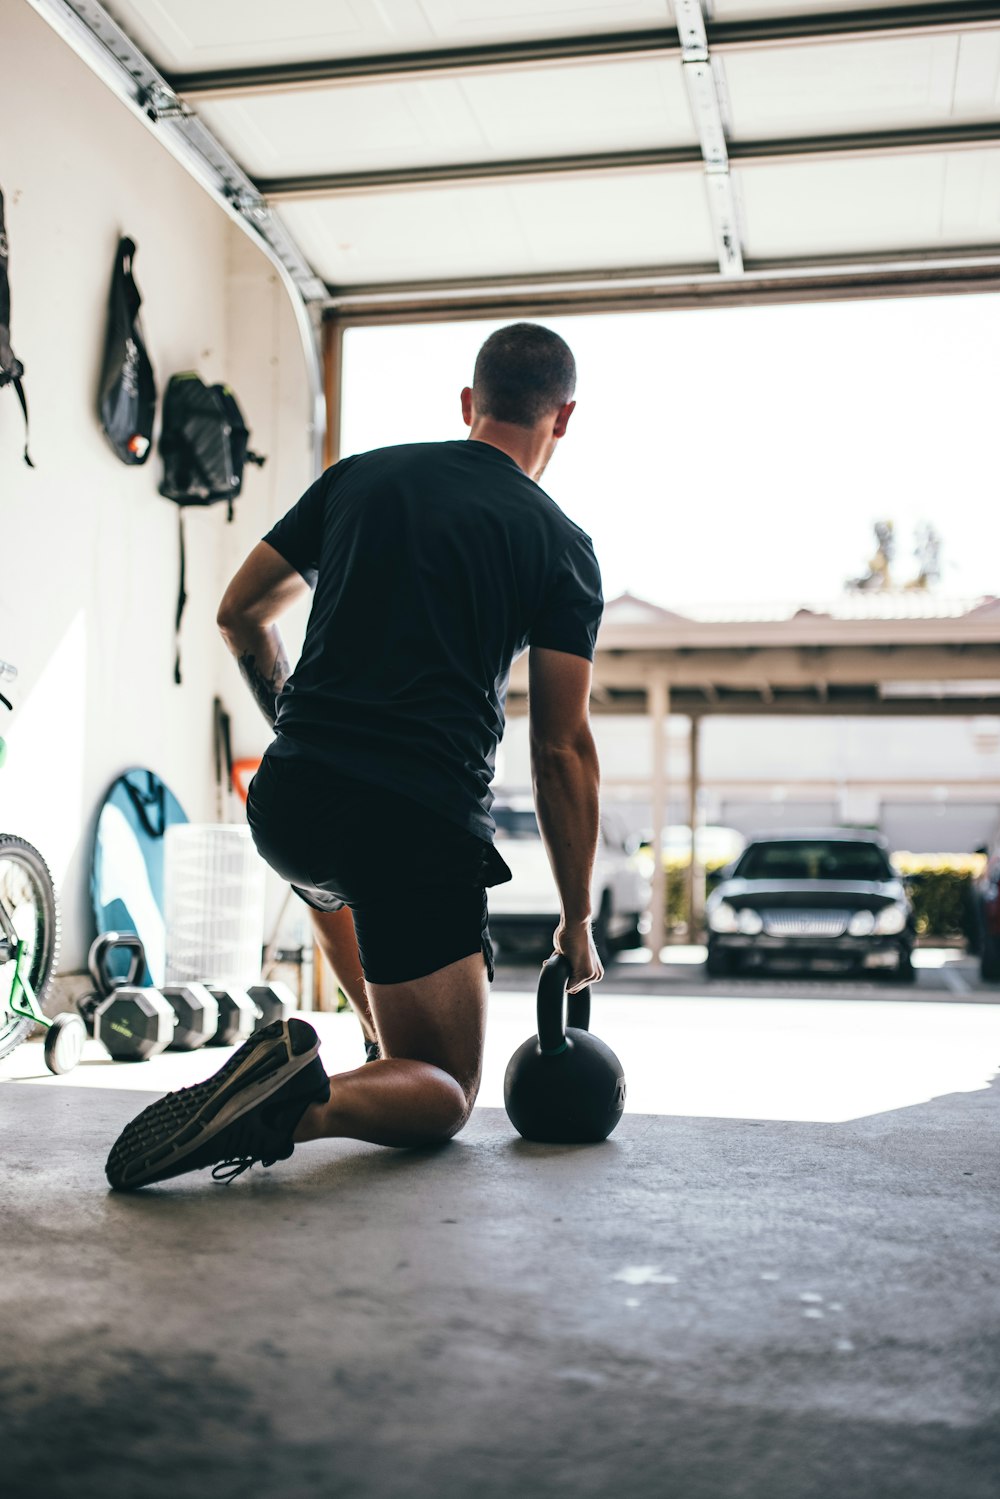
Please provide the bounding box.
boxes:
[3,981,999,1499]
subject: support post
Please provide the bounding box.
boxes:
[648,674,670,965]
[686,715,703,941]
[315,314,345,1006]
[322,315,344,468]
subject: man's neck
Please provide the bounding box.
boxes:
[467,419,549,481]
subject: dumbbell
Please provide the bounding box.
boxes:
[161,983,220,1051]
[94,986,176,1061]
[248,982,297,1030]
[81,931,173,1061]
[205,985,257,1046]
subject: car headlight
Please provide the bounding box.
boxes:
[737,908,763,935]
[874,902,908,936]
[848,910,876,936]
[708,901,739,934]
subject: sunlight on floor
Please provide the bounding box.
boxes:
[8,989,999,1127]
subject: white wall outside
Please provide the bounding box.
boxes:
[498,712,1000,851]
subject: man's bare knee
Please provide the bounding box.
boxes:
[368,950,488,1113]
[410,1066,473,1144]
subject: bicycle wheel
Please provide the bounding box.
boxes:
[0,835,61,1062]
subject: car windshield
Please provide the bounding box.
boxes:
[735,840,892,882]
[494,808,540,840]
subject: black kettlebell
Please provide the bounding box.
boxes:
[504,954,626,1144]
[78,931,148,1035]
[88,930,147,994]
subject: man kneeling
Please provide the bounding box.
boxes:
[105,323,604,1191]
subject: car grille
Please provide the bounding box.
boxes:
[761,910,850,939]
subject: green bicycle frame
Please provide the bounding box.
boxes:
[6,938,51,1029]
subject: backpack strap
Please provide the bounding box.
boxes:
[9,373,32,468]
[122,770,167,840]
[0,186,31,467]
[174,510,187,685]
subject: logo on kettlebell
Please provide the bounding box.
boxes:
[614,1076,626,1106]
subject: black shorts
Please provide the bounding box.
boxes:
[246,753,512,986]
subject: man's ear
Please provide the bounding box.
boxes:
[553,399,576,439]
[460,386,474,428]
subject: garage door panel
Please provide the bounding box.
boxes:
[198,58,696,180]
[712,0,912,17]
[457,58,694,160]
[104,0,671,74]
[723,35,1000,139]
[280,170,715,284]
[739,151,1000,260]
[417,0,669,45]
[199,83,484,179]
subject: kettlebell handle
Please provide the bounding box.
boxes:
[537,954,591,1054]
[88,930,147,996]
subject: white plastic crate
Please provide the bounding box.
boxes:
[164,824,266,987]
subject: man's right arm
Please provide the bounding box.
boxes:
[529,646,603,993]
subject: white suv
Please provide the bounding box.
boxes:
[487,796,652,961]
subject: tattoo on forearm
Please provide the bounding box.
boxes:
[238,647,290,727]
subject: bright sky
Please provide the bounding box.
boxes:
[340,296,999,611]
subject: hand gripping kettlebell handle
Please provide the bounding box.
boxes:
[538,954,591,1054]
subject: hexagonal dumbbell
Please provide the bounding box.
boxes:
[248,982,297,1031]
[95,987,176,1061]
[206,985,258,1047]
[162,983,220,1051]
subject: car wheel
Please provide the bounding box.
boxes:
[705,946,736,978]
[981,932,1000,984]
[896,952,918,985]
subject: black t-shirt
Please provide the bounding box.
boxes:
[263,439,603,841]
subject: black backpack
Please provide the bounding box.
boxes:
[0,185,31,467]
[97,237,156,465]
[158,373,265,683]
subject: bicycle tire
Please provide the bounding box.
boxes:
[0,835,61,1062]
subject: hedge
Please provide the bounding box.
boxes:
[891,852,985,940]
[663,852,986,941]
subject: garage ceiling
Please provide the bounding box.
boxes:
[42,0,1000,317]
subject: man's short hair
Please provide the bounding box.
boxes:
[472,323,576,429]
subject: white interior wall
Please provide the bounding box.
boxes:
[219,231,315,768]
[219,231,317,958]
[0,1,316,972]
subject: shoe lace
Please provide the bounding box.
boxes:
[211,1158,256,1183]
[211,1155,281,1184]
[210,1144,283,1183]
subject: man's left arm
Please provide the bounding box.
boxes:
[217,541,311,727]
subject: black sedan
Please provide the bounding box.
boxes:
[705,830,915,982]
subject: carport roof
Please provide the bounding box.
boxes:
[506,590,1000,716]
[41,0,1000,318]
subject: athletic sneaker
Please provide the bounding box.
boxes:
[105,1018,329,1191]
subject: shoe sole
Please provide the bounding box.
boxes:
[106,1018,320,1191]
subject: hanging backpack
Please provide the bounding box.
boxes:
[97,237,156,465]
[0,184,32,467]
[158,373,266,684]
